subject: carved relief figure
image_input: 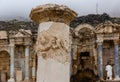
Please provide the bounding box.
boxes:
[36,32,69,63]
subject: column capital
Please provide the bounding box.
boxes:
[9,44,15,47]
[97,40,103,46]
[25,45,30,48]
[24,43,31,47]
[114,39,119,45]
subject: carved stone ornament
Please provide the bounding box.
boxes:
[36,31,69,63]
[30,4,77,24]
[95,21,120,33]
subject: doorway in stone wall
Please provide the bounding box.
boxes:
[0,51,10,82]
[103,40,114,79]
[79,52,93,70]
[71,51,97,82]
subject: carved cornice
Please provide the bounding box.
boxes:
[30,4,77,24]
[96,39,103,46]
[95,21,120,33]
[114,39,119,45]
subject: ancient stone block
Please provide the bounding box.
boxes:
[1,72,7,82]
[16,70,22,81]
[36,22,71,82]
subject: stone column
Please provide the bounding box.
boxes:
[114,40,120,79]
[8,44,15,82]
[70,48,73,76]
[25,45,30,80]
[93,45,98,75]
[32,55,36,82]
[29,4,77,82]
[97,41,103,79]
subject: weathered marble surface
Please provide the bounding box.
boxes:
[30,4,77,24]
[37,56,70,82]
[16,70,22,81]
[36,22,70,82]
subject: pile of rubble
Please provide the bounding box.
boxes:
[0,19,38,33]
[70,13,120,28]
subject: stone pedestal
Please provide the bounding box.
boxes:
[37,56,70,82]
[1,72,7,82]
[29,4,77,82]
[16,70,22,81]
[7,78,15,82]
[32,67,35,81]
[36,22,71,82]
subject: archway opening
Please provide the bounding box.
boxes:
[103,40,114,79]
[79,52,90,70]
[0,51,10,81]
[71,52,98,82]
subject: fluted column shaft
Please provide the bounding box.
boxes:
[97,42,103,79]
[114,40,120,79]
[10,44,15,79]
[25,45,30,80]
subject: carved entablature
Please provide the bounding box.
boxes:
[74,24,95,43]
[9,29,32,45]
[95,21,120,40]
[95,21,120,34]
[0,31,8,45]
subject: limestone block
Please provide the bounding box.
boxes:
[16,70,22,81]
[7,78,15,82]
[37,56,70,82]
[36,22,71,82]
[1,72,7,82]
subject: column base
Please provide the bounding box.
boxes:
[25,77,29,80]
[24,79,31,82]
[114,76,120,80]
[32,76,36,82]
[100,78,104,80]
[7,78,15,82]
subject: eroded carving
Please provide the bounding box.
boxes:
[36,31,69,63]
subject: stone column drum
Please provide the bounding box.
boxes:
[97,41,103,79]
[25,45,30,80]
[114,40,120,79]
[8,44,15,82]
[30,4,77,82]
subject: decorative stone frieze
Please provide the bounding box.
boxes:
[95,21,120,33]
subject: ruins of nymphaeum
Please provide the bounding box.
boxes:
[1,4,120,82]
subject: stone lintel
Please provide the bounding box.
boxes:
[114,39,119,45]
[30,4,77,24]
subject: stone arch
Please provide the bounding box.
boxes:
[0,49,10,54]
[74,24,95,37]
[0,50,10,81]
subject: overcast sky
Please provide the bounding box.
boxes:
[0,0,120,20]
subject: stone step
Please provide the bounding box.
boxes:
[101,80,120,82]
